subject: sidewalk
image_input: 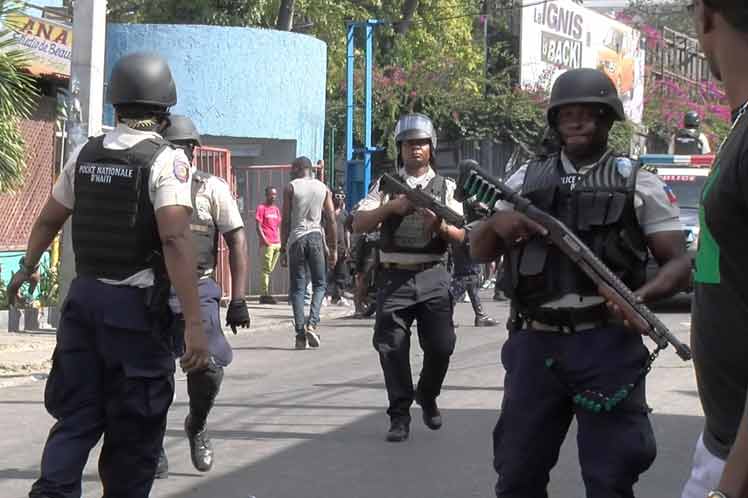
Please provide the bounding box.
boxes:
[0,298,354,389]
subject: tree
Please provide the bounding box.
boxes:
[276,0,296,30]
[0,1,39,193]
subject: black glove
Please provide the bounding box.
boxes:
[226,299,250,334]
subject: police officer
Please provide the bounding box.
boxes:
[353,113,465,442]
[155,115,250,476]
[8,52,210,498]
[670,110,712,154]
[469,68,687,497]
[450,201,499,327]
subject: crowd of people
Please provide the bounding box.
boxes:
[5,1,748,497]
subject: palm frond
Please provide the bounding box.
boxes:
[0,0,40,193]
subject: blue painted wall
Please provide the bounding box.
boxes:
[105,24,327,161]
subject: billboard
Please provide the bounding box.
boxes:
[1,13,72,78]
[520,0,645,123]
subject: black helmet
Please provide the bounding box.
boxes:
[547,68,626,126]
[163,115,202,146]
[108,52,177,108]
[394,113,437,151]
[684,110,701,128]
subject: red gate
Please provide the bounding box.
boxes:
[194,146,234,302]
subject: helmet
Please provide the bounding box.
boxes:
[684,110,701,128]
[108,52,177,108]
[394,113,437,151]
[547,68,626,126]
[163,115,202,146]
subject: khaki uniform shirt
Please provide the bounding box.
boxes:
[192,172,244,279]
[357,167,464,264]
[52,123,194,287]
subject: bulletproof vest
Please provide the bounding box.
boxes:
[72,136,170,280]
[674,128,704,155]
[379,175,448,255]
[190,171,219,277]
[502,153,648,311]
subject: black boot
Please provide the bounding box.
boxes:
[386,418,410,442]
[415,391,442,430]
[154,446,169,479]
[185,414,214,472]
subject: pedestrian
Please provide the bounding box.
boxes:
[352,113,465,442]
[154,115,250,477]
[256,185,282,304]
[642,3,748,497]
[326,186,351,306]
[450,201,499,328]
[469,68,687,497]
[7,52,211,498]
[280,156,337,349]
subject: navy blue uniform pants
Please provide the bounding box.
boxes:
[29,277,175,498]
[494,326,657,498]
[373,265,456,422]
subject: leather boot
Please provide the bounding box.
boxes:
[386,418,410,442]
[185,414,214,472]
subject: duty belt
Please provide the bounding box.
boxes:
[522,304,611,334]
[380,261,442,272]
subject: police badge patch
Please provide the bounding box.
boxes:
[615,157,633,179]
[173,158,190,183]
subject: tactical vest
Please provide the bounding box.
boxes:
[674,128,704,155]
[190,171,219,277]
[379,175,448,255]
[502,153,648,312]
[72,136,170,280]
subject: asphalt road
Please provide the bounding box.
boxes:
[0,292,700,498]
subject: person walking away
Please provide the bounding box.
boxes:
[469,68,686,497]
[326,186,351,306]
[353,113,465,443]
[280,156,337,349]
[154,115,250,477]
[256,186,282,304]
[8,52,210,498]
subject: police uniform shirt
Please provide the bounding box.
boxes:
[357,166,464,264]
[497,150,683,308]
[52,123,194,287]
[192,172,244,277]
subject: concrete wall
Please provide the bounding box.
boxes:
[105,24,327,162]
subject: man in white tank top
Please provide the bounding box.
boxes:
[280,157,337,349]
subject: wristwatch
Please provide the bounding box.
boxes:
[18,256,38,274]
[707,490,729,498]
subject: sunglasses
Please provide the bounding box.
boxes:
[335,194,346,199]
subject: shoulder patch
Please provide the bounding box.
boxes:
[173,157,190,183]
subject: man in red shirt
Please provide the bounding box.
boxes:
[256,186,282,304]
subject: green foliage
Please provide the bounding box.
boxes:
[36,262,59,308]
[608,120,635,155]
[0,276,7,311]
[0,1,39,193]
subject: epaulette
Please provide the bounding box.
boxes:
[641,163,658,175]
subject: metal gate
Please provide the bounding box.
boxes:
[194,146,233,301]
[233,164,322,296]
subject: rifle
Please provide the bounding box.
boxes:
[456,159,692,361]
[379,173,465,227]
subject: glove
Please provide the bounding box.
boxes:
[226,299,250,334]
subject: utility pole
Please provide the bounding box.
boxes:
[58,0,107,304]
